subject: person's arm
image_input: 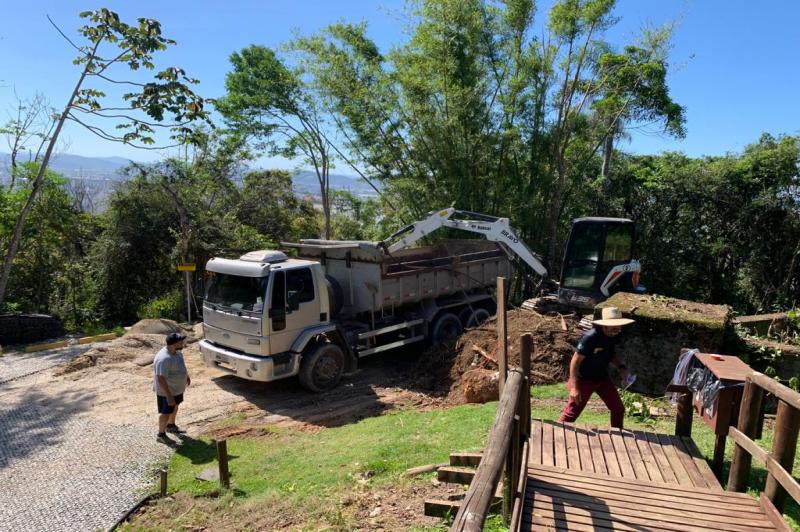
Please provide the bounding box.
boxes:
[157,375,175,405]
[568,351,585,403]
[611,354,629,383]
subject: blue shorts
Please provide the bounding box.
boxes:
[156,394,183,414]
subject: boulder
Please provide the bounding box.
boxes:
[596,293,731,395]
[128,319,182,336]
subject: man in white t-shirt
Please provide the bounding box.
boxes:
[153,333,190,445]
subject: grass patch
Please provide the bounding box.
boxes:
[125,403,499,529]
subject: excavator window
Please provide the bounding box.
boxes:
[603,224,633,263]
[562,223,604,289]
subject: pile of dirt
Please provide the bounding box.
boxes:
[53,333,174,376]
[128,318,185,335]
[408,308,583,404]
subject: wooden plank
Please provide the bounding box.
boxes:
[575,424,595,474]
[620,429,650,480]
[564,424,581,470]
[655,432,693,486]
[587,425,608,475]
[609,428,636,479]
[527,484,773,525]
[668,434,709,488]
[759,492,793,532]
[529,496,774,532]
[597,427,622,477]
[437,466,475,485]
[541,420,555,467]
[527,465,762,507]
[631,429,663,483]
[527,513,611,532]
[526,480,766,517]
[553,421,568,468]
[680,436,722,490]
[450,452,483,467]
[751,372,800,412]
[644,430,679,484]
[528,498,768,532]
[529,419,542,467]
[729,426,800,505]
[424,499,460,518]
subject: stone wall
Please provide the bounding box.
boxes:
[596,293,731,395]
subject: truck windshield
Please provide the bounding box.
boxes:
[205,272,269,313]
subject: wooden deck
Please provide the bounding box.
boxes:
[521,420,784,531]
[529,420,720,488]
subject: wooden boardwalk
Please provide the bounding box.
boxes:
[521,420,784,531]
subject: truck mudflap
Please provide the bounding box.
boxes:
[199,340,300,382]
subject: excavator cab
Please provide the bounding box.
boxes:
[557,217,642,309]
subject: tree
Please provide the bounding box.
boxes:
[0,93,56,190]
[293,0,685,266]
[0,8,209,309]
[217,45,334,239]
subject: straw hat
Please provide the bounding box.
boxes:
[592,307,634,327]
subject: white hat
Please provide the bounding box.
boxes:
[593,307,635,327]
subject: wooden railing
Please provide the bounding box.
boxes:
[450,334,532,532]
[727,371,800,516]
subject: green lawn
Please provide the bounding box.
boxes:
[125,384,799,530]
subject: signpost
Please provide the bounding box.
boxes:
[177,263,196,323]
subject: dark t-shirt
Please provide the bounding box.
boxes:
[575,328,616,382]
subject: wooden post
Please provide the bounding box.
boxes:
[675,389,693,438]
[159,469,167,497]
[217,439,230,489]
[764,400,800,511]
[504,414,521,522]
[497,277,508,396]
[727,379,765,492]
[520,334,532,439]
[712,433,726,478]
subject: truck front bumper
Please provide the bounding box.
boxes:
[199,340,300,382]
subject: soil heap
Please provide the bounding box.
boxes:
[409,308,583,405]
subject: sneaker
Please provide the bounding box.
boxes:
[156,433,176,445]
[166,424,187,434]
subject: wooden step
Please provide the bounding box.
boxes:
[449,451,482,467]
[437,466,475,485]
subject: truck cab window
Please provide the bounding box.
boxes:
[271,271,286,309]
[287,267,315,303]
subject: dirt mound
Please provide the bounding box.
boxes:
[128,319,183,335]
[409,308,583,404]
[53,333,166,376]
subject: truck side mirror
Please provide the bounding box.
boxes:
[287,290,300,312]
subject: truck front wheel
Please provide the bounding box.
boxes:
[299,342,345,392]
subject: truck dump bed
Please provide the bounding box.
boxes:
[283,239,511,316]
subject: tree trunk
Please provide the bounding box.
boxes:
[601,134,613,179]
[545,168,566,266]
[0,60,92,308]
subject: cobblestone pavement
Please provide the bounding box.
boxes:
[0,345,92,384]
[0,346,172,531]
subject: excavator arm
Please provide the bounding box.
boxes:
[382,208,549,285]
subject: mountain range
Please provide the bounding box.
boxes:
[0,153,379,200]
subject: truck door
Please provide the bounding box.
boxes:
[268,266,321,354]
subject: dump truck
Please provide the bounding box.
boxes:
[199,208,642,391]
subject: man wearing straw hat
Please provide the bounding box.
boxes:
[559,307,634,429]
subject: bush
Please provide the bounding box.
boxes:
[137,290,184,321]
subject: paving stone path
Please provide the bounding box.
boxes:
[0,345,171,531]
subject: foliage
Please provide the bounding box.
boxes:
[137,289,184,321]
[217,45,335,238]
[292,0,685,263]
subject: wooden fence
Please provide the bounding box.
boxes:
[726,371,800,518]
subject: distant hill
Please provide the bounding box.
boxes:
[0,153,380,203]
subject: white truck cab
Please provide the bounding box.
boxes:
[200,250,332,383]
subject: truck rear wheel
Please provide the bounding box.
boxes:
[466,308,491,328]
[431,312,463,344]
[299,342,345,392]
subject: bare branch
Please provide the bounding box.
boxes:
[47,15,84,54]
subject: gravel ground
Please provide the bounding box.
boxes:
[0,345,93,384]
[0,344,172,532]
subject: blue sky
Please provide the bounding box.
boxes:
[1,1,798,170]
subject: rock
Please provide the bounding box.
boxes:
[597,293,730,395]
[133,354,156,367]
[196,466,219,482]
[369,507,382,518]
